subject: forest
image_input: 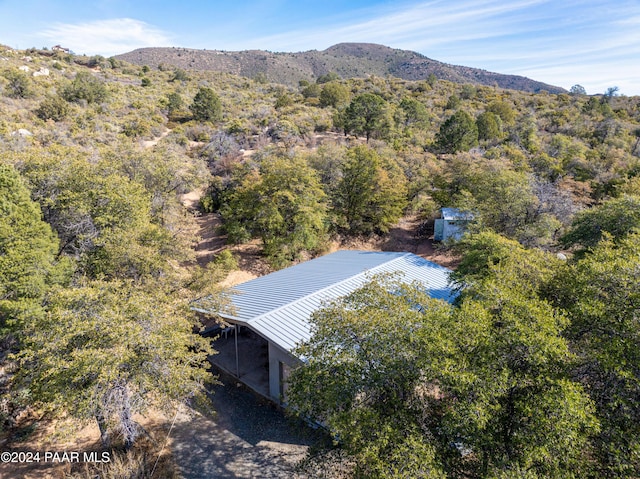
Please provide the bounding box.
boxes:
[0,45,640,478]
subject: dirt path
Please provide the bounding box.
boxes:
[180,190,272,278]
[140,127,171,148]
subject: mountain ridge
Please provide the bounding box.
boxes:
[115,42,566,94]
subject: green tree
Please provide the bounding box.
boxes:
[446,94,461,109]
[288,274,451,478]
[316,71,340,84]
[306,143,347,191]
[112,144,209,229]
[398,97,429,129]
[345,93,388,141]
[460,84,477,99]
[301,82,321,99]
[436,110,478,152]
[335,145,407,235]
[16,278,216,448]
[452,266,597,478]
[570,84,587,95]
[551,234,640,476]
[319,82,350,108]
[163,91,185,121]
[561,195,640,249]
[62,71,109,104]
[451,236,599,476]
[602,86,619,104]
[289,271,596,478]
[221,157,328,267]
[121,118,151,138]
[190,87,222,122]
[170,68,190,82]
[487,100,516,126]
[13,146,194,280]
[447,164,540,241]
[274,92,294,109]
[166,91,183,112]
[451,231,559,291]
[64,171,168,279]
[476,111,502,142]
[0,164,60,332]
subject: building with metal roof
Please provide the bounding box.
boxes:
[195,250,457,403]
[434,207,475,242]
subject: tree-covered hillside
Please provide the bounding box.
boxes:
[1,44,640,477]
[115,42,566,93]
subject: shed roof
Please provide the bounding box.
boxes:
[441,207,475,221]
[196,250,456,354]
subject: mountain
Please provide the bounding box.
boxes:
[114,43,565,94]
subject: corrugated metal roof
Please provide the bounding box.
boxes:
[200,250,456,353]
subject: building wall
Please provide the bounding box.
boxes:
[435,219,468,241]
[268,342,299,403]
[443,220,466,241]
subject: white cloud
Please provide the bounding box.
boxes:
[244,0,552,52]
[232,0,640,95]
[39,18,172,56]
[29,1,640,94]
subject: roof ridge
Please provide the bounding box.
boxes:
[244,252,413,326]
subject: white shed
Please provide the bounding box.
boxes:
[434,207,474,242]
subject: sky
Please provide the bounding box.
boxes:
[1,0,639,95]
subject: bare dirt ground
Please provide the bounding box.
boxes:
[180,189,272,281]
[322,214,459,270]
[170,371,324,479]
[186,211,458,286]
[382,214,460,269]
[0,379,318,479]
[0,410,174,479]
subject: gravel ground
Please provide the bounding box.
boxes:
[170,369,325,479]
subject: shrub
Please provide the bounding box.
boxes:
[2,69,32,98]
[62,71,108,104]
[35,95,70,121]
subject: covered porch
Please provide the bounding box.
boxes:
[207,325,270,399]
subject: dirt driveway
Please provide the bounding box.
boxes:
[170,369,324,479]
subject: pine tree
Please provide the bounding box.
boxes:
[190,86,222,122]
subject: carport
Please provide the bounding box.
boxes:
[194,250,457,405]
